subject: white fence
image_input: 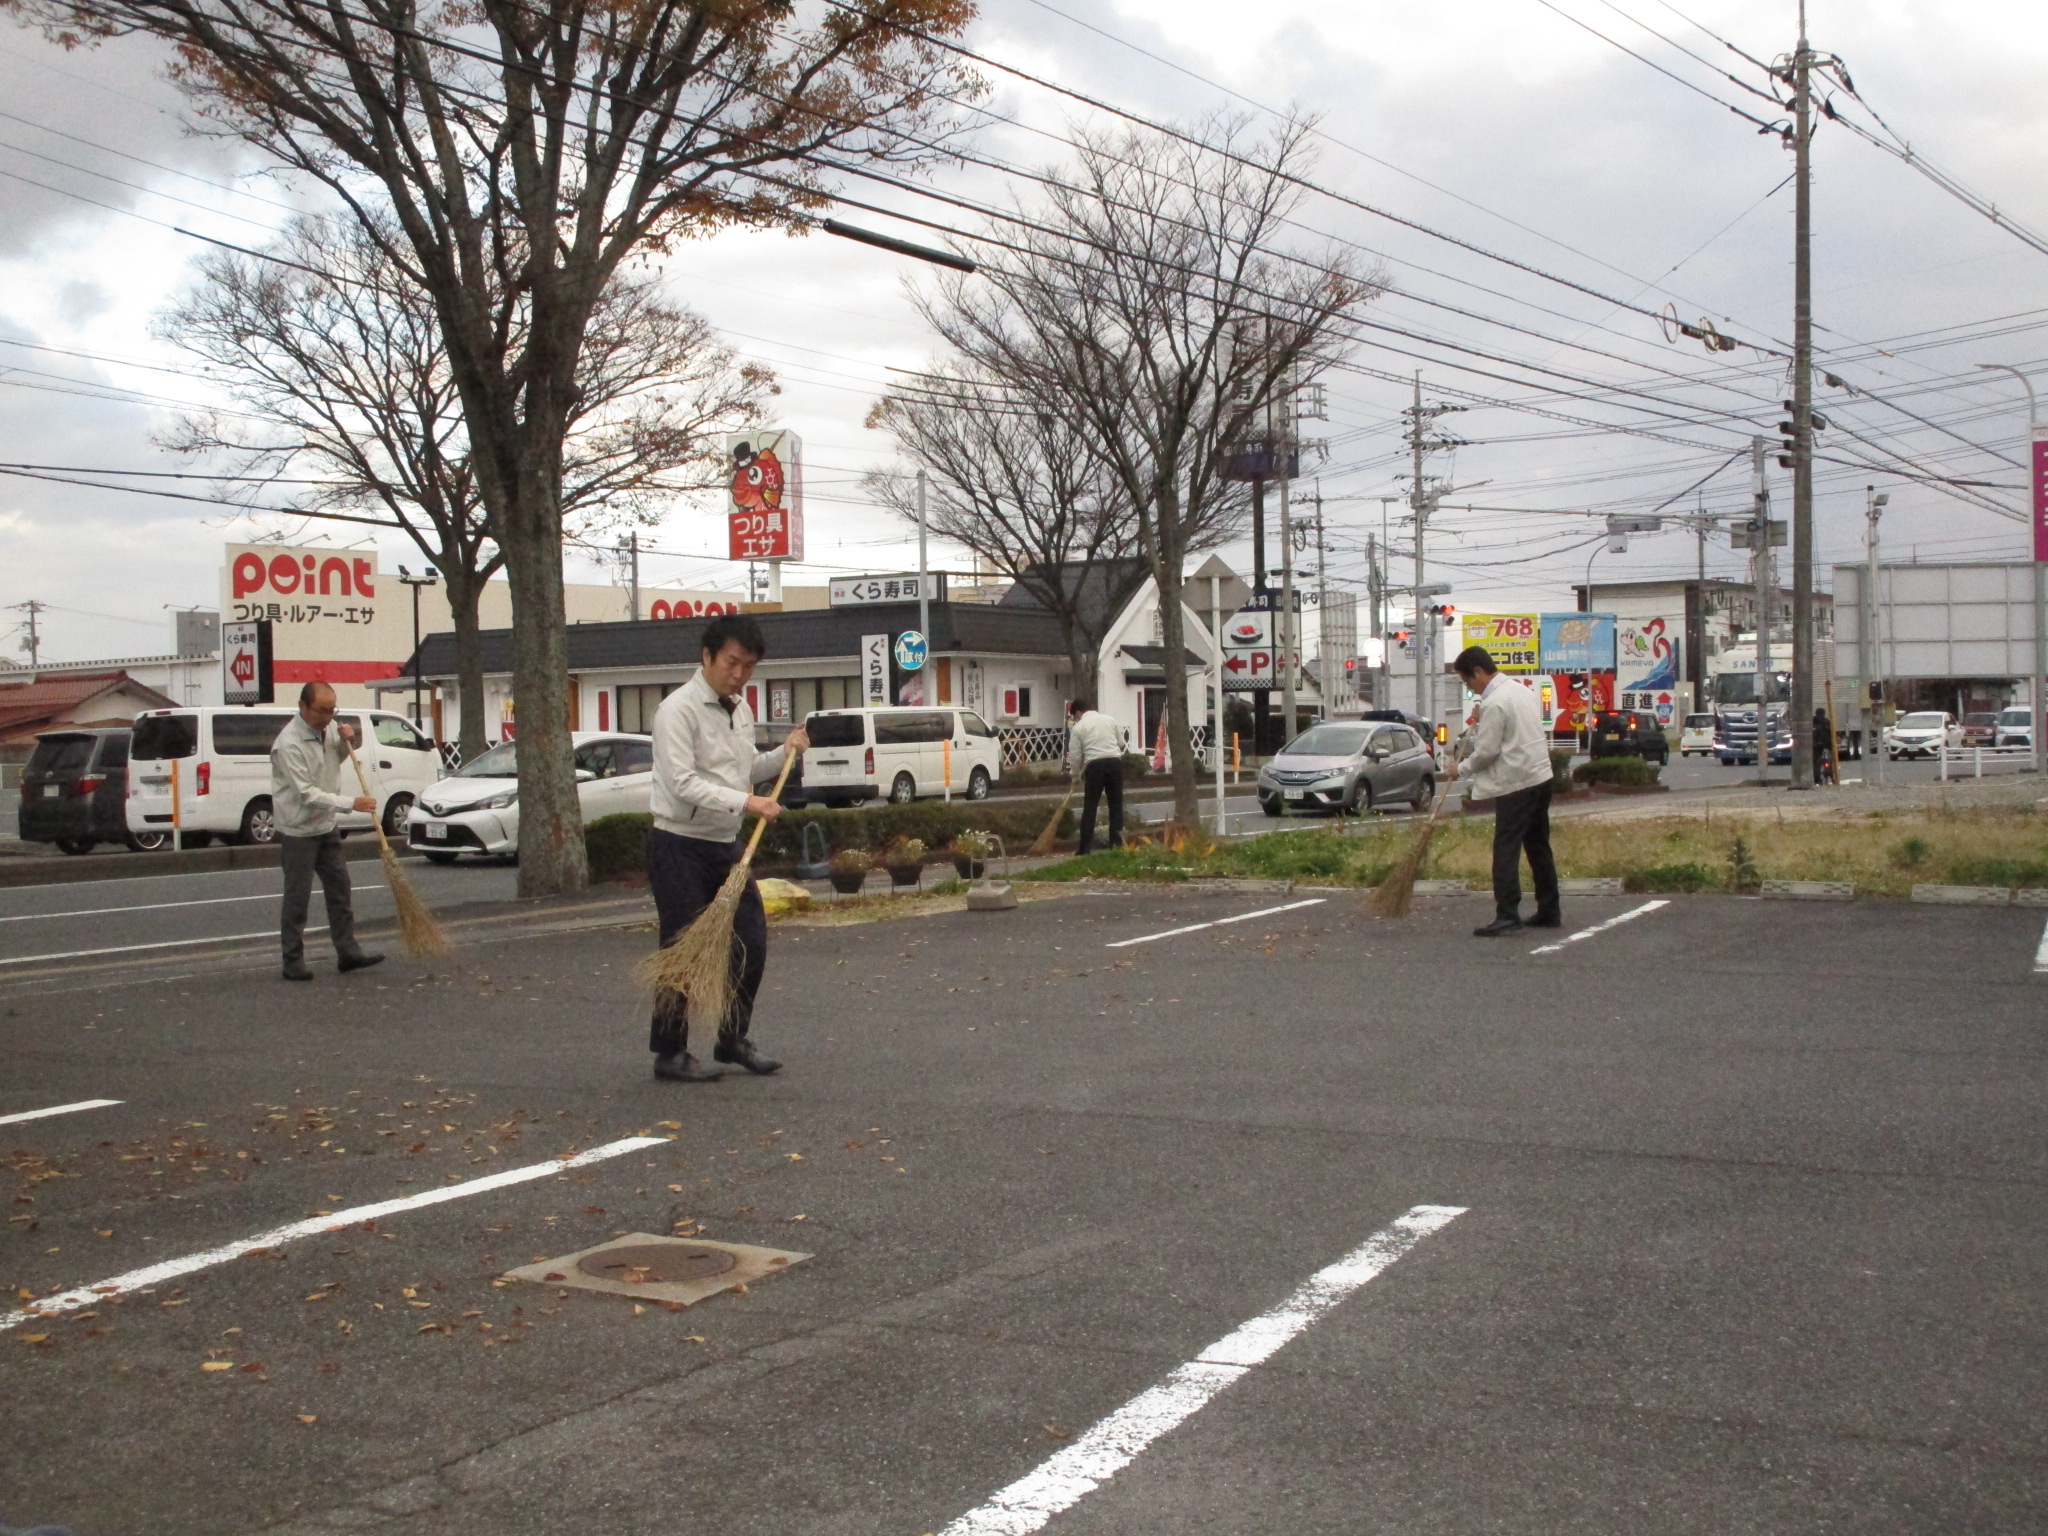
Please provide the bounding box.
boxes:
[998,722,1222,769]
[1936,745,2036,780]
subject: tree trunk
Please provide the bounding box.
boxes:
[500,466,587,898]
[441,568,489,766]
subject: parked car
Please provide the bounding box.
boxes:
[1589,709,1670,765]
[1357,709,1439,759]
[1885,711,1964,760]
[1256,720,1435,817]
[1678,713,1716,757]
[126,706,440,847]
[18,728,167,854]
[1961,711,2000,747]
[1995,705,2033,749]
[751,722,809,807]
[405,732,652,861]
[800,706,1002,805]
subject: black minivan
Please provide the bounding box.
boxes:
[18,728,167,854]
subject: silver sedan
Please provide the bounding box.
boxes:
[1257,721,1436,816]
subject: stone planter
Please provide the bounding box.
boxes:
[827,868,868,895]
[885,861,923,889]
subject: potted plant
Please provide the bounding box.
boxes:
[951,828,995,880]
[826,847,871,895]
[882,837,927,889]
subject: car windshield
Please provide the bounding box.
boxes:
[130,714,198,761]
[1999,707,2032,725]
[1684,715,1713,728]
[1280,725,1370,758]
[1965,714,1997,726]
[1898,713,1946,729]
[453,741,519,777]
[27,735,93,776]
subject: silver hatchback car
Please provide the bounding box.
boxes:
[1257,721,1436,816]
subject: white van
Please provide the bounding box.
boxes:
[801,706,1003,805]
[126,705,441,846]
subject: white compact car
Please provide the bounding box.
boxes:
[1678,713,1717,757]
[1995,706,2034,749]
[406,732,653,861]
[1884,711,1964,760]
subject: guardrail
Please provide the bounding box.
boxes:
[1936,744,2036,780]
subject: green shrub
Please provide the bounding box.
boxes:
[1728,834,1760,893]
[1889,835,1932,869]
[585,813,653,882]
[1573,755,1659,787]
[1624,862,1718,894]
[1549,748,1575,788]
[1943,856,2048,888]
[1121,752,1152,776]
[757,800,1070,867]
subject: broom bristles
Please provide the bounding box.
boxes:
[1028,785,1075,857]
[636,861,749,1034]
[1364,784,1456,919]
[378,839,451,956]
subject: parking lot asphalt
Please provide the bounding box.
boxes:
[2,884,2044,1535]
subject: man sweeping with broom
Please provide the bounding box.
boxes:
[271,681,383,981]
[644,615,807,1083]
[1443,645,1562,938]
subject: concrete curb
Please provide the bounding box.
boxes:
[1558,877,1624,895]
[0,835,413,889]
[1913,884,2048,907]
[1412,879,1477,895]
[1760,879,1856,901]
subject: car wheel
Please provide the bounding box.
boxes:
[966,766,991,801]
[125,830,171,852]
[889,772,916,805]
[1410,775,1434,811]
[382,792,415,839]
[55,837,95,856]
[237,798,277,846]
[1260,796,1283,818]
[423,851,459,865]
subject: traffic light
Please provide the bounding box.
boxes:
[1435,723,1449,745]
[1427,602,1456,621]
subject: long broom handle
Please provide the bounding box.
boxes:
[736,748,800,868]
[342,740,397,856]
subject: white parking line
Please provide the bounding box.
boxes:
[1528,900,1669,956]
[0,1136,665,1334]
[2035,914,2048,974]
[0,928,319,966]
[1105,899,1327,949]
[936,1204,1466,1536]
[0,1098,122,1127]
[0,888,382,924]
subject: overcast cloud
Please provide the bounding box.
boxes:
[3,1,2044,663]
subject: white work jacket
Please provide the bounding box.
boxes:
[650,671,788,843]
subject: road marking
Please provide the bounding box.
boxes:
[2035,915,2048,974]
[1105,898,1327,948]
[0,1098,122,1127]
[1529,899,1668,955]
[0,1136,665,1334]
[0,928,324,966]
[0,887,383,924]
[936,1204,1466,1536]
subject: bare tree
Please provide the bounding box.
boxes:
[867,364,1166,697]
[922,117,1379,826]
[159,215,775,764]
[11,0,977,894]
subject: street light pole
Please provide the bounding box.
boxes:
[915,467,930,707]
[1788,5,1818,790]
[1976,363,2045,776]
[398,565,439,731]
[1865,486,1889,784]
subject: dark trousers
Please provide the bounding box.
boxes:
[280,831,360,966]
[1491,782,1560,923]
[646,828,766,1058]
[1079,757,1125,854]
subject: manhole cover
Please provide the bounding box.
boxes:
[578,1243,737,1285]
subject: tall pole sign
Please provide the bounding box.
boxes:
[222,618,273,705]
[726,429,804,573]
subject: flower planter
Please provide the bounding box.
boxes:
[952,856,986,881]
[827,868,868,895]
[885,862,923,889]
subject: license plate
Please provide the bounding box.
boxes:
[43,784,59,798]
[425,823,448,840]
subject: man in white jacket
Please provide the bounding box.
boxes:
[1444,645,1561,938]
[646,615,808,1082]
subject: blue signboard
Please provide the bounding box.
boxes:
[1538,613,1617,672]
[893,630,929,672]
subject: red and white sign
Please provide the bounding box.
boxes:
[726,429,804,562]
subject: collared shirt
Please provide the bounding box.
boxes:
[1065,710,1124,769]
[1463,674,1555,801]
[270,714,356,838]
[650,670,789,842]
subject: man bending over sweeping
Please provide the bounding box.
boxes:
[1443,645,1561,939]
[646,614,808,1082]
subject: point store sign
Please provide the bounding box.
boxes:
[221,541,401,690]
[233,549,377,604]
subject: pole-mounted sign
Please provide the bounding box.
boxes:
[726,429,804,562]
[222,618,273,705]
[893,630,928,672]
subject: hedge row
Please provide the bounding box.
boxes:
[583,799,1076,883]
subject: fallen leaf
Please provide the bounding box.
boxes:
[632,1304,647,1316]
[18,1334,49,1345]
[297,1415,318,1425]
[200,1361,233,1372]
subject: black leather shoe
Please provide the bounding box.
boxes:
[714,1038,782,1075]
[1473,917,1525,938]
[653,1053,724,1083]
[1527,912,1564,929]
[282,961,314,982]
[338,952,385,973]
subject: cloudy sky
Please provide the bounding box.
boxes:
[2,0,2044,663]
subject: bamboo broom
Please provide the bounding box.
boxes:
[1364,774,1461,919]
[345,744,450,957]
[636,751,797,1034]
[1028,781,1076,857]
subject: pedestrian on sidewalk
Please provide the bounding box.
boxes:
[646,614,808,1083]
[1444,647,1561,938]
[1066,697,1125,854]
[1812,707,1836,786]
[270,681,383,981]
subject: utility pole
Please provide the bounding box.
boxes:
[620,532,641,622]
[1787,2,1818,789]
[1312,482,1332,711]
[1401,375,1465,732]
[9,600,47,666]
[1753,437,1775,787]
[1864,485,1888,785]
[1278,363,1298,741]
[1365,529,1382,710]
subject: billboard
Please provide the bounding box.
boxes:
[726,429,803,562]
[1616,616,1680,692]
[1459,612,1541,673]
[1540,613,1616,672]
